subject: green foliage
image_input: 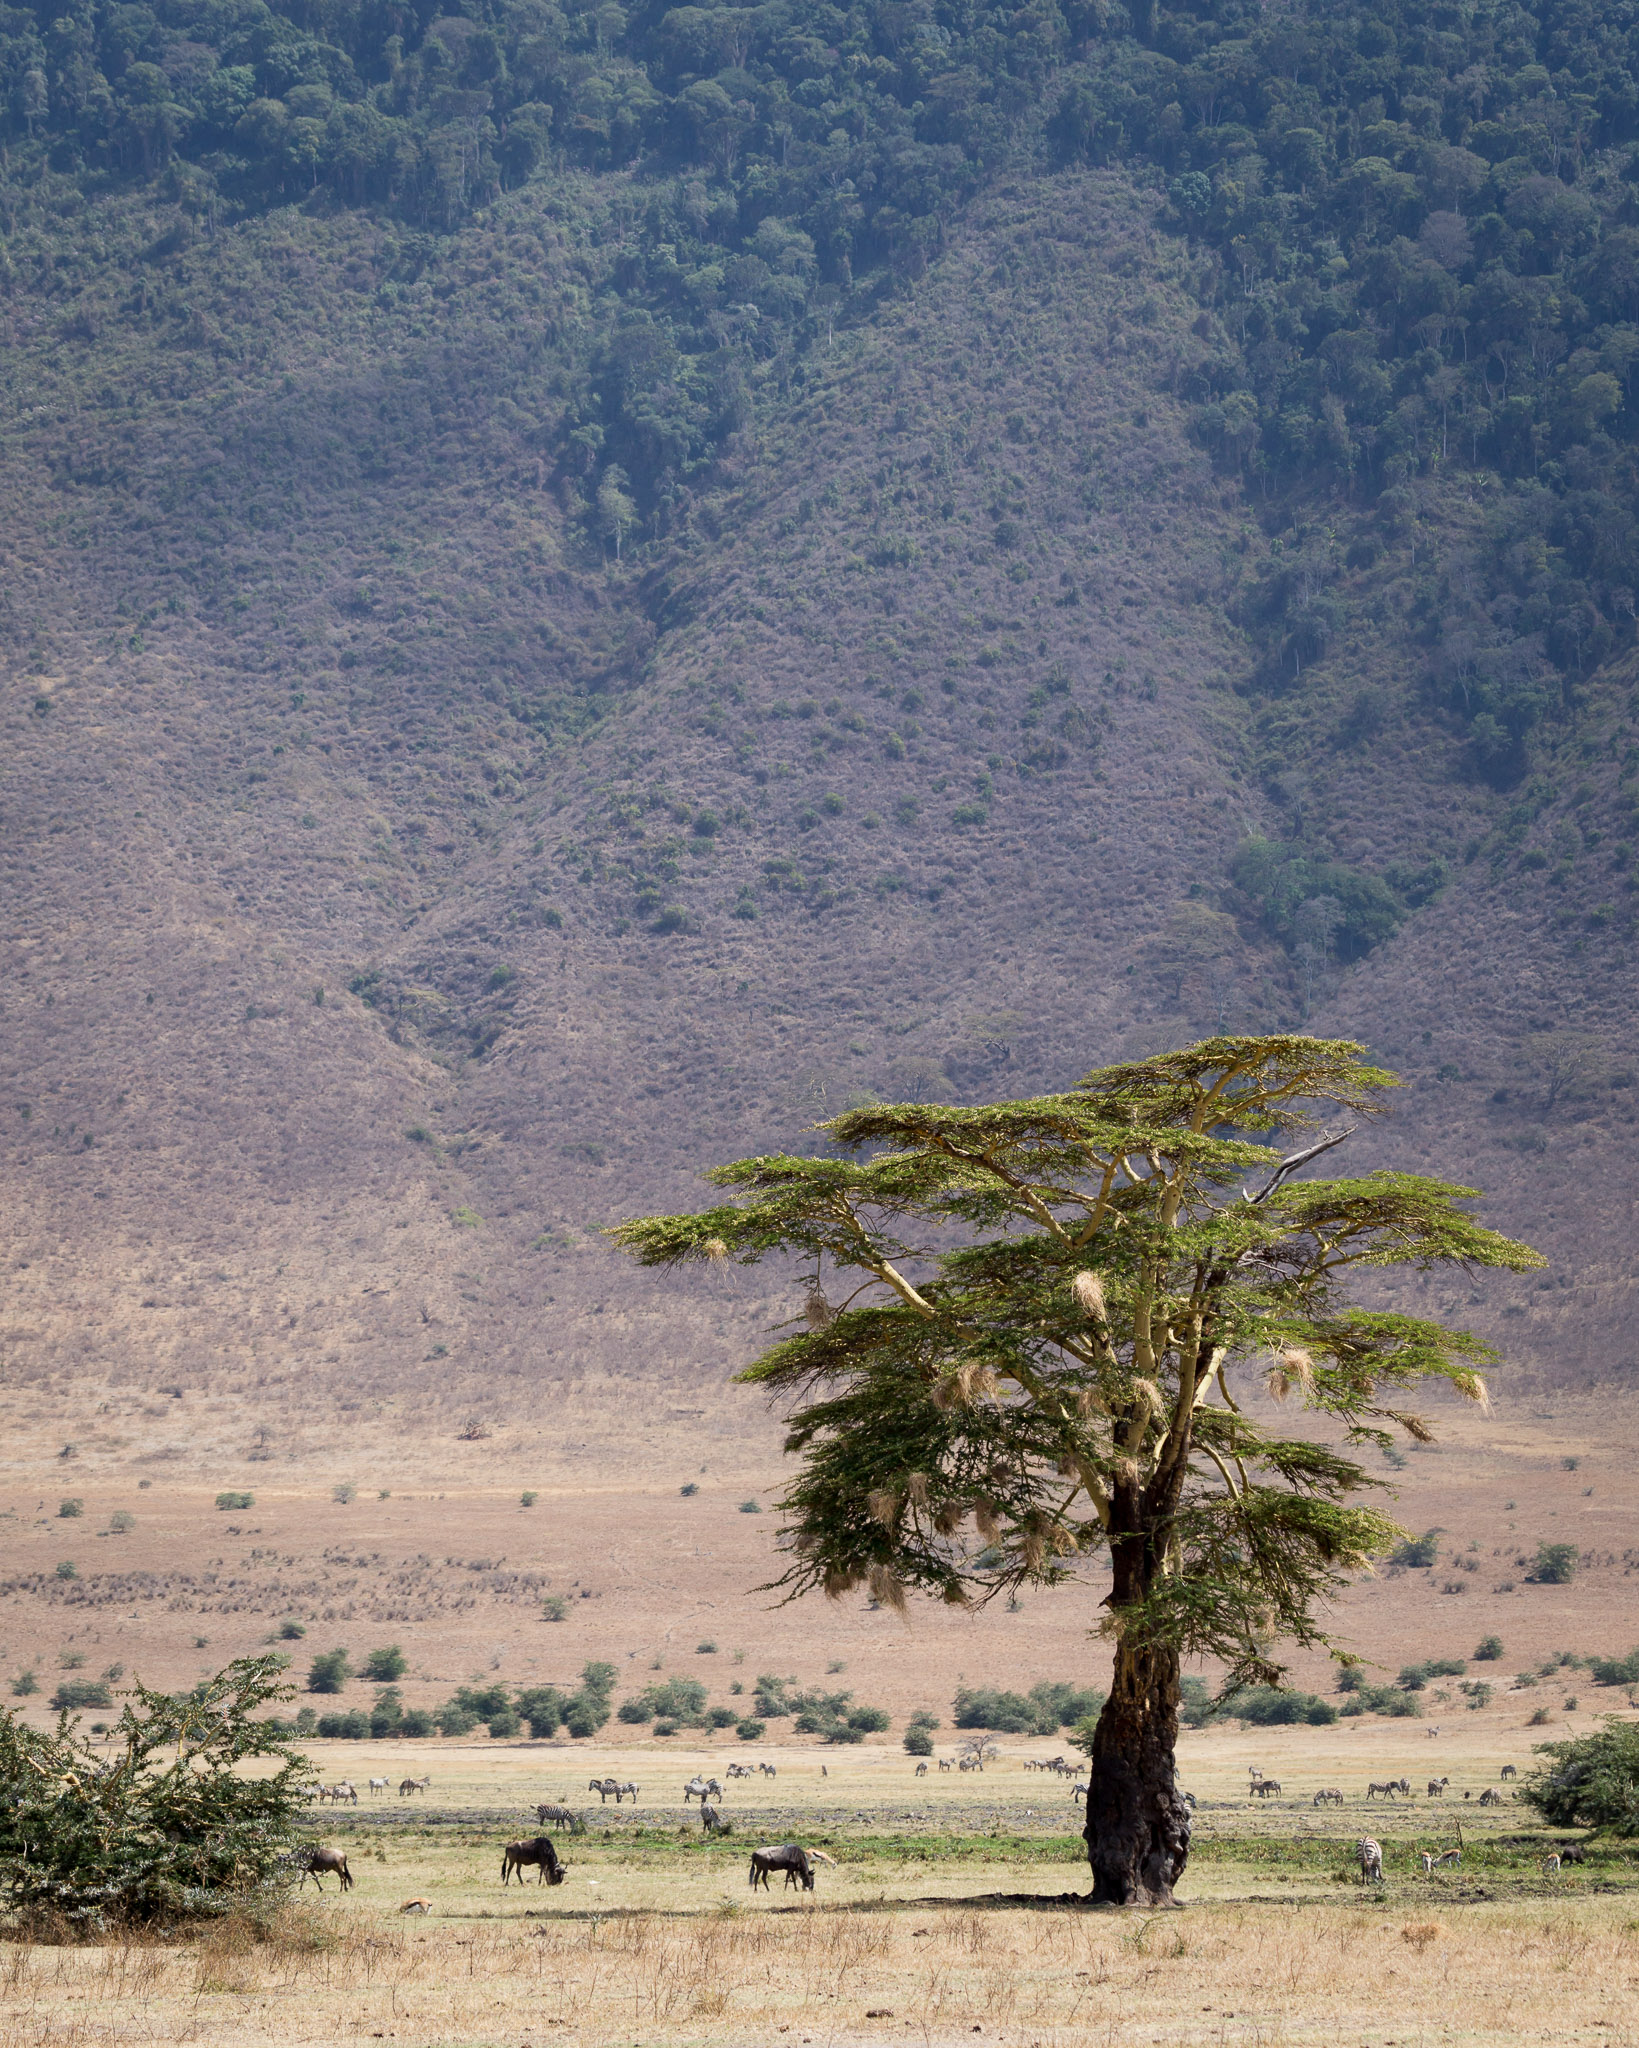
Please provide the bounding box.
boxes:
[614,1037,1538,1698]
[953,1681,1106,1736]
[1528,1542,1580,1585]
[1587,1648,1639,1687]
[57,1498,83,1518]
[1475,1635,1505,1662]
[315,1709,369,1739]
[903,1725,935,1756]
[1219,1685,1338,1727]
[736,1718,765,1741]
[50,1680,113,1712]
[362,1646,406,1683]
[214,1492,254,1511]
[305,1648,350,1695]
[0,1657,307,1928]
[10,1673,39,1698]
[1522,1721,1639,1833]
[277,1621,306,1642]
[1390,1531,1443,1569]
[1231,840,1406,962]
[542,1596,568,1622]
[1339,1684,1423,1719]
[1398,1657,1466,1690]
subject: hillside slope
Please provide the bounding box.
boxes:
[2,161,1636,1476]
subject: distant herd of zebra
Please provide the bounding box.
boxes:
[1246,1764,1520,1807]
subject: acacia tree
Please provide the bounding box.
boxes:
[613,1036,1540,1905]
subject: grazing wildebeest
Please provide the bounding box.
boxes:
[299,1846,353,1892]
[1357,1837,1383,1883]
[1313,1788,1344,1806]
[502,1836,567,1886]
[750,1845,813,1891]
[535,1803,583,1834]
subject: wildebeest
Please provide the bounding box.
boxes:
[535,1803,584,1833]
[1561,1843,1587,1865]
[750,1844,814,1891]
[1357,1836,1383,1883]
[502,1836,567,1886]
[298,1846,353,1892]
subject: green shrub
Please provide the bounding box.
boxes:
[543,1596,567,1622]
[214,1492,254,1511]
[107,1511,136,1535]
[1221,1686,1338,1726]
[1475,1635,1505,1662]
[904,1726,934,1756]
[54,1561,76,1580]
[332,1483,357,1505]
[1398,1658,1466,1690]
[617,1697,651,1724]
[363,1646,406,1683]
[0,1657,307,1926]
[520,1491,537,1507]
[517,1687,569,1738]
[316,1710,370,1739]
[50,1681,113,1712]
[1523,1720,1639,1830]
[1528,1542,1580,1585]
[680,1483,699,1497]
[487,1709,521,1739]
[697,1640,718,1654]
[278,1621,306,1641]
[738,1499,762,1514]
[58,1499,83,1518]
[847,1706,891,1734]
[1390,1530,1442,1569]
[11,1673,39,1698]
[306,1649,351,1695]
[708,1706,740,1729]
[1589,1649,1639,1686]
[953,1682,1105,1734]
[736,1718,766,1741]
[399,1709,435,1739]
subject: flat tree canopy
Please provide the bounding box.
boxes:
[614,1035,1541,1903]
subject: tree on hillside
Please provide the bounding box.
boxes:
[613,1036,1540,1904]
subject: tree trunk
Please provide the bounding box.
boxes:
[1082,1634,1190,1905]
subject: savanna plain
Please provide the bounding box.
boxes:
[4,1379,1639,2048]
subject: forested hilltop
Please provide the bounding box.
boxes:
[1,1,1636,1425]
[6,0,1639,762]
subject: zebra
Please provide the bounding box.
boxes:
[1357,1837,1384,1883]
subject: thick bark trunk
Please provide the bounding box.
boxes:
[1082,1634,1190,1905]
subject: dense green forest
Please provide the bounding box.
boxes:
[6,0,1639,785]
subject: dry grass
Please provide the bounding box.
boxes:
[5,1888,1639,2046]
